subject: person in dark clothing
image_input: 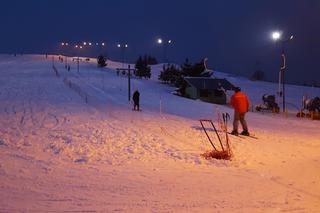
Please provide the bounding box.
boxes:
[132,90,140,111]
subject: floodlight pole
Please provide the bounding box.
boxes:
[128,65,131,101]
[77,56,80,73]
[272,32,293,113]
[157,38,172,63]
[163,43,167,63]
[117,43,128,68]
[279,36,293,113]
[280,45,286,113]
[116,65,133,101]
[122,48,125,68]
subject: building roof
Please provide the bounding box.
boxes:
[184,77,236,91]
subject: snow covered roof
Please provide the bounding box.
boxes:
[184,77,236,91]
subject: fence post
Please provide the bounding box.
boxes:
[128,65,131,101]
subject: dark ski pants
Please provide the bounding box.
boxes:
[233,111,248,132]
[134,102,139,110]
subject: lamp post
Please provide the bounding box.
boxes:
[157,38,172,63]
[117,43,128,68]
[75,44,83,73]
[101,42,107,57]
[271,31,294,113]
[61,42,69,68]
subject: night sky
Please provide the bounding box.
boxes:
[1,0,319,84]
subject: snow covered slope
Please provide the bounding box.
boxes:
[0,54,319,212]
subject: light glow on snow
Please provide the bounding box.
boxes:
[0,55,319,212]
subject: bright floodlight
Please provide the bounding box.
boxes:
[272,31,281,40]
[117,44,121,48]
[157,38,163,44]
[102,42,105,46]
[168,40,172,44]
[65,43,69,46]
[89,42,92,46]
[61,42,65,46]
[75,45,79,48]
[125,44,128,48]
[80,46,83,49]
[83,42,87,46]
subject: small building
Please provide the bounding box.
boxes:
[184,77,236,105]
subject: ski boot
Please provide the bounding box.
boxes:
[230,130,238,136]
[240,130,250,136]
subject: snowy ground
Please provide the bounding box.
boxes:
[0,54,319,212]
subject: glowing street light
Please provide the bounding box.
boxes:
[271,31,294,113]
[271,31,282,41]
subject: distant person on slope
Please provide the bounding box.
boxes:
[132,90,140,111]
[230,87,250,136]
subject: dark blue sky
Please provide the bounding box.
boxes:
[1,0,319,84]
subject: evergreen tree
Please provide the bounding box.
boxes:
[180,58,205,77]
[147,55,158,65]
[159,64,181,84]
[180,58,193,76]
[135,56,143,72]
[135,56,151,79]
[251,70,265,81]
[97,55,107,67]
[175,58,206,96]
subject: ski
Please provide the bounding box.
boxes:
[132,109,142,111]
[229,133,257,139]
[226,131,258,139]
[244,135,258,139]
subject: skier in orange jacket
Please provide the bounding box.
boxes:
[230,87,250,136]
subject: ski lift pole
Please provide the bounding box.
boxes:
[160,94,162,115]
[281,50,286,113]
[128,65,131,101]
[77,56,80,73]
[117,66,134,102]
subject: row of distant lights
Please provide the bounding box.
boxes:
[61,38,172,49]
[62,33,290,48]
[61,42,106,49]
[61,42,126,49]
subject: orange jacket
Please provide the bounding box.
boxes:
[230,91,250,113]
